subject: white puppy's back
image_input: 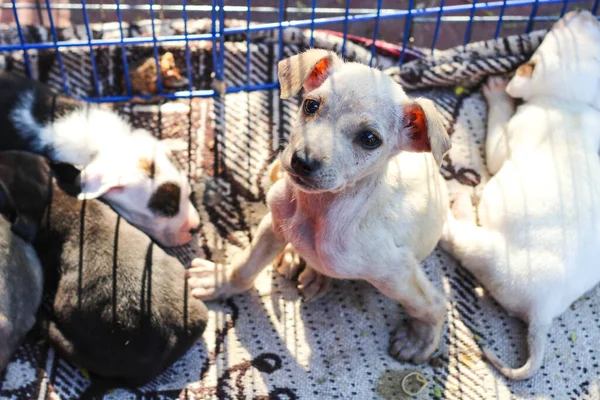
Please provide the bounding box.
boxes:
[478,101,600,316]
[441,10,600,380]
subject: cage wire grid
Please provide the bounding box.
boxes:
[1,0,599,103]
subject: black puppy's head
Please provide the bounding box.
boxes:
[0,151,55,242]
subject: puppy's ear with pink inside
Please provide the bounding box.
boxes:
[398,98,451,166]
[77,161,129,200]
[277,49,342,99]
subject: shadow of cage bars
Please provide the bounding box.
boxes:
[0,0,598,102]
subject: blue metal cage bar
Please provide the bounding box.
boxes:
[79,0,101,96]
[464,0,478,45]
[526,0,541,32]
[1,0,598,102]
[494,0,508,39]
[2,0,594,51]
[44,0,69,94]
[399,0,414,65]
[431,0,446,53]
[10,0,32,76]
[369,0,383,67]
[182,0,193,93]
[278,0,285,61]
[341,0,351,57]
[148,0,164,95]
[115,0,132,96]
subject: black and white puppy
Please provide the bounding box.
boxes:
[0,72,199,247]
[0,156,47,371]
[0,151,208,390]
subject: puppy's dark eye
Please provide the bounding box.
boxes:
[303,99,320,114]
[358,131,381,150]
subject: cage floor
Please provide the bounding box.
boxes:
[1,16,600,400]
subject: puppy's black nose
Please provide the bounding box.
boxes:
[291,150,321,176]
[189,224,200,235]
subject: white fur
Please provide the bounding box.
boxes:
[43,107,134,166]
[188,49,452,364]
[441,10,600,380]
[9,98,199,248]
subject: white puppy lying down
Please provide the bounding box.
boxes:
[441,9,600,380]
[189,48,453,363]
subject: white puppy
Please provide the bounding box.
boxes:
[0,73,200,247]
[188,48,452,363]
[441,10,600,380]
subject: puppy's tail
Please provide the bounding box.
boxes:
[481,323,549,380]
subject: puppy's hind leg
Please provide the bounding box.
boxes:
[368,254,446,364]
[482,76,515,175]
[440,202,500,280]
[297,265,333,302]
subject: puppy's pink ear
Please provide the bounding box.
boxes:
[398,98,451,166]
[278,49,342,99]
[77,161,129,200]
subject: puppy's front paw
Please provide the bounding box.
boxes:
[274,243,305,280]
[482,76,510,102]
[298,266,332,302]
[186,259,251,301]
[389,319,443,364]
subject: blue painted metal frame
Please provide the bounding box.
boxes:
[3,0,596,102]
[11,0,31,76]
[494,0,508,39]
[182,0,194,93]
[80,0,101,96]
[369,0,383,67]
[148,0,163,95]
[399,0,415,65]
[45,0,69,94]
[116,0,132,96]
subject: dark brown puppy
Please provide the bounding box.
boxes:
[0,151,208,391]
[0,221,43,372]
[0,218,43,372]
[0,152,50,371]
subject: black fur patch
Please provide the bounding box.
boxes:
[0,71,84,154]
[147,182,180,217]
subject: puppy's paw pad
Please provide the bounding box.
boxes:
[482,76,510,101]
[274,244,305,281]
[389,320,442,364]
[187,259,243,301]
[298,267,332,302]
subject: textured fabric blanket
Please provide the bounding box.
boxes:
[1,16,599,400]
